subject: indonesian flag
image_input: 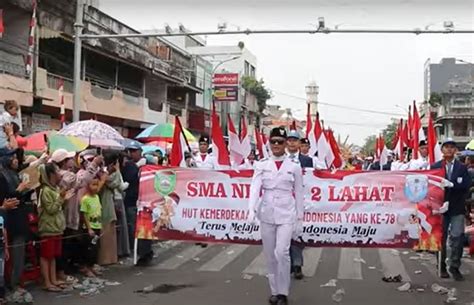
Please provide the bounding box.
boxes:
[407,105,413,148]
[169,116,189,167]
[412,100,426,159]
[211,103,231,167]
[255,128,269,159]
[58,78,66,128]
[378,135,389,169]
[325,129,343,169]
[314,112,334,167]
[26,0,37,76]
[306,103,317,157]
[427,112,442,164]
[394,119,406,158]
[240,116,251,159]
[228,114,245,166]
[0,9,4,38]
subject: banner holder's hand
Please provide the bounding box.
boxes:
[247,209,257,226]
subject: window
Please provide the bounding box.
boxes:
[244,61,250,76]
[250,65,256,77]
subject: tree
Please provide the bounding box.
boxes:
[241,76,272,113]
[382,119,398,149]
[362,135,377,156]
[428,92,442,107]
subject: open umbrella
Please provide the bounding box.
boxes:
[25,131,88,152]
[58,120,124,149]
[466,139,474,150]
[136,123,195,143]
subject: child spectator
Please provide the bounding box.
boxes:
[80,178,103,277]
[38,163,66,292]
[0,101,21,149]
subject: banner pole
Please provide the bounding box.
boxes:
[437,250,442,277]
[133,238,138,265]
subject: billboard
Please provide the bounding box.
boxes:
[213,73,239,102]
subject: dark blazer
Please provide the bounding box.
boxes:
[431,159,471,215]
[298,154,314,168]
[369,161,392,171]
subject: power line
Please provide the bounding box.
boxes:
[272,90,406,116]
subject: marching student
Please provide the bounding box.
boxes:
[298,138,327,170]
[391,148,410,171]
[238,149,257,170]
[194,135,216,169]
[248,127,304,305]
[408,140,430,170]
[286,131,311,280]
[431,138,471,281]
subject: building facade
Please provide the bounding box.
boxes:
[423,58,473,148]
[1,0,201,137]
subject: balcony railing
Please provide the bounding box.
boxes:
[47,73,73,93]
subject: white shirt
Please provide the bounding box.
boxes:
[391,160,410,171]
[408,156,430,170]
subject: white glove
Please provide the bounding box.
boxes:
[434,201,450,215]
[120,182,129,191]
[136,158,147,168]
[441,179,454,188]
[293,220,303,239]
[247,209,257,225]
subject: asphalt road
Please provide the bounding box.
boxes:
[33,241,474,305]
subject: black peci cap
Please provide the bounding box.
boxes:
[419,140,427,147]
[199,135,210,144]
[269,127,287,139]
[300,138,310,145]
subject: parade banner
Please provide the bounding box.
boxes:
[136,166,446,250]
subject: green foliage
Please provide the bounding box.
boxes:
[362,135,377,155]
[241,76,272,112]
[382,120,399,149]
[428,92,442,107]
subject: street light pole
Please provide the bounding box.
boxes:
[72,0,84,122]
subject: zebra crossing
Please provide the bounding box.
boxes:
[148,241,465,281]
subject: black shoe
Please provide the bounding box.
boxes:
[449,267,464,281]
[268,295,278,305]
[440,268,450,278]
[293,266,303,280]
[276,295,288,305]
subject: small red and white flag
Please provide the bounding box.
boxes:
[58,78,66,128]
[394,119,406,158]
[427,112,442,164]
[26,0,37,77]
[314,112,333,167]
[240,116,251,159]
[228,114,245,166]
[325,129,343,169]
[211,103,231,168]
[412,100,426,159]
[170,116,189,167]
[306,103,317,157]
[255,128,269,159]
[378,135,389,169]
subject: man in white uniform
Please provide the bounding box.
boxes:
[194,135,216,169]
[248,127,304,305]
[391,147,410,171]
[408,140,430,170]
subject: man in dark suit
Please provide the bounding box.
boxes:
[431,138,471,281]
[286,130,312,280]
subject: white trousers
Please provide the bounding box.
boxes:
[260,222,293,296]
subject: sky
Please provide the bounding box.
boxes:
[99,0,473,146]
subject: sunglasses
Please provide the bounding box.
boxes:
[270,139,286,145]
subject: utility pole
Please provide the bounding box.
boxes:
[73,0,84,122]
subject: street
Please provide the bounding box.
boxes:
[34,241,474,305]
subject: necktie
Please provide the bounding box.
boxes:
[447,162,453,180]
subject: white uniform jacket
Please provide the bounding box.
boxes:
[408,157,430,170]
[248,157,304,225]
[194,153,216,169]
